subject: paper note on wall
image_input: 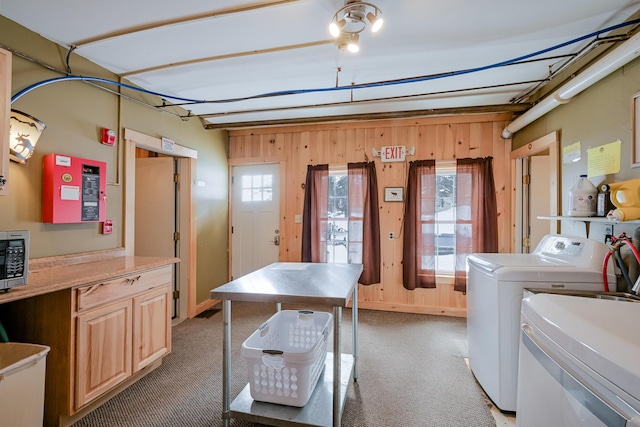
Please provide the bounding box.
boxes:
[587,140,621,177]
[563,141,581,163]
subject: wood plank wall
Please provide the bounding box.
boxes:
[228,113,513,317]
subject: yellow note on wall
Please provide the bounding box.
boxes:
[587,140,621,178]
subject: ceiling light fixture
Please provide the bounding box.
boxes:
[329,1,383,53]
[347,34,360,53]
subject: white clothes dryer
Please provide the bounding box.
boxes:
[516,293,640,426]
[466,234,615,412]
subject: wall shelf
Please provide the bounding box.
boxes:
[537,216,640,225]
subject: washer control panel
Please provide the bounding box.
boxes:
[534,235,585,258]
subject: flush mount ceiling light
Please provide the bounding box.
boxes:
[9,110,46,164]
[329,1,383,53]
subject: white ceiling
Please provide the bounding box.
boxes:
[2,0,640,128]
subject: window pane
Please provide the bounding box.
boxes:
[348,242,362,264]
[241,174,274,202]
[327,169,348,264]
[348,220,363,242]
[421,255,435,270]
[434,164,456,274]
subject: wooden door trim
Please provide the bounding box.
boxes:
[510,130,559,252]
[123,128,197,319]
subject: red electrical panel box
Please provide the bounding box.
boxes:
[42,153,107,224]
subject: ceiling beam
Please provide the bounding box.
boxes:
[201,104,531,130]
[72,0,302,47]
[121,39,333,77]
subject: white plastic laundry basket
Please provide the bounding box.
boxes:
[241,310,332,407]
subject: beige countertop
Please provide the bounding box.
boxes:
[0,253,179,305]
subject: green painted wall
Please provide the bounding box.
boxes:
[513,56,640,214]
[0,16,229,308]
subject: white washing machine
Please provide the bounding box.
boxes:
[466,234,615,412]
[516,293,640,426]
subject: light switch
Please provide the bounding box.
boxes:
[295,214,302,223]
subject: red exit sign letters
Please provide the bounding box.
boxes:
[380,145,406,162]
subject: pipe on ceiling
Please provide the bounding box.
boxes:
[501,30,640,139]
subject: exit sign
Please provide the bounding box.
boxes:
[380,146,407,162]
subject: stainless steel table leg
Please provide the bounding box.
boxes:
[223,300,231,427]
[352,284,358,381]
[333,305,342,427]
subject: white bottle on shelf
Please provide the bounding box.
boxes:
[568,174,597,217]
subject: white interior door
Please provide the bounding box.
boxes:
[231,163,280,280]
[529,154,551,250]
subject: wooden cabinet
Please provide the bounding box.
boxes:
[0,262,173,426]
[72,266,171,410]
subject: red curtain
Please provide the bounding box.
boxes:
[454,157,498,293]
[403,160,437,290]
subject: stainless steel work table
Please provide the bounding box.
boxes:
[210,262,363,427]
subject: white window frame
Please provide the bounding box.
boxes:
[434,161,456,278]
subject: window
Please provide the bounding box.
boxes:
[326,167,368,265]
[327,168,349,263]
[404,157,497,291]
[434,162,456,274]
[404,159,458,288]
[241,174,273,202]
[302,162,380,284]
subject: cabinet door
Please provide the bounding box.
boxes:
[75,299,132,409]
[132,285,171,372]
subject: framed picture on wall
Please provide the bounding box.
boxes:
[632,91,640,167]
[384,187,403,202]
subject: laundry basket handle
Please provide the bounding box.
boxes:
[297,310,315,323]
[261,350,285,369]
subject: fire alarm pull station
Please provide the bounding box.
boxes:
[101,220,113,235]
[42,154,107,224]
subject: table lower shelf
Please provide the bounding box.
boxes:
[230,352,354,427]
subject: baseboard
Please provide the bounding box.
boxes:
[197,298,466,318]
[355,301,467,317]
[60,358,163,426]
[194,298,220,318]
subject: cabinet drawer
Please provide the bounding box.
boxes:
[75,265,172,312]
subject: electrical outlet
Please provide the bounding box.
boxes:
[389,232,394,240]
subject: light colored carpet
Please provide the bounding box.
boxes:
[72,302,495,427]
